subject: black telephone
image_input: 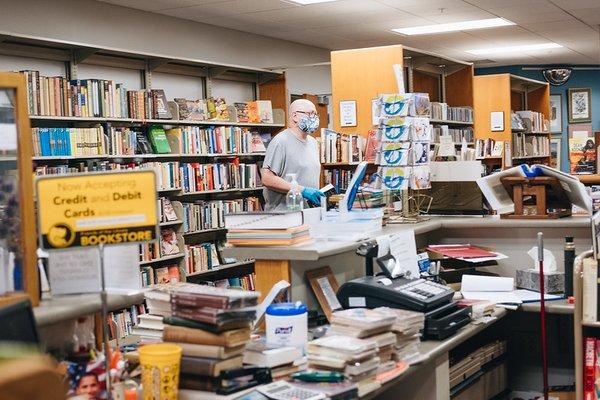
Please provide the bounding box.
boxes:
[336,275,455,312]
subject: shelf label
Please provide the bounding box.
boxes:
[36,170,158,249]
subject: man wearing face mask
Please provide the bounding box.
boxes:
[261,99,324,211]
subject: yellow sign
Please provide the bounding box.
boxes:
[37,170,158,249]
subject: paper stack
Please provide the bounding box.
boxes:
[307,335,382,397]
[131,314,164,344]
[374,307,425,365]
[243,339,306,379]
[154,283,259,392]
[225,211,311,247]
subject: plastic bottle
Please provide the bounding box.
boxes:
[286,173,303,211]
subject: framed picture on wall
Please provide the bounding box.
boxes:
[550,137,561,169]
[568,88,592,123]
[549,94,562,133]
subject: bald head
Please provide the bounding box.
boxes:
[289,99,317,132]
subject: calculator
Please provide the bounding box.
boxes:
[257,381,326,400]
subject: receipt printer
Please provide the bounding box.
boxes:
[337,276,471,340]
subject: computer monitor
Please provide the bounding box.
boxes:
[340,161,368,213]
[0,299,39,344]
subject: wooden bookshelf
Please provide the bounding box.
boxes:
[473,73,550,169]
[0,31,283,308]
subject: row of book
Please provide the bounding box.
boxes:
[181,197,262,233]
[106,303,147,341]
[180,162,260,193]
[214,273,256,291]
[31,125,270,157]
[324,168,356,193]
[319,129,364,164]
[140,264,181,287]
[185,242,221,275]
[165,126,267,155]
[513,110,549,133]
[475,139,504,159]
[513,133,550,158]
[432,126,474,144]
[21,70,172,119]
[430,102,474,123]
[140,227,182,262]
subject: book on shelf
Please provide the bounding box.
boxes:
[431,126,474,144]
[181,197,261,233]
[106,304,147,341]
[319,128,365,164]
[154,265,181,284]
[160,197,179,222]
[475,139,504,159]
[364,129,380,163]
[512,133,549,159]
[160,228,181,255]
[174,98,208,121]
[180,162,259,193]
[515,110,548,133]
[149,125,171,154]
[234,100,274,124]
[32,127,106,157]
[213,273,256,291]
[165,126,267,155]
[430,102,473,123]
[185,242,221,275]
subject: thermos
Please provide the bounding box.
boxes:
[564,236,575,297]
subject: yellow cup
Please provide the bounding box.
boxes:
[139,343,182,400]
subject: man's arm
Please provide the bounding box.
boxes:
[261,168,302,194]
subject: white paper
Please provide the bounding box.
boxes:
[388,230,419,278]
[491,111,504,131]
[457,252,508,263]
[513,289,562,303]
[48,247,102,295]
[461,290,522,305]
[104,244,143,292]
[340,100,357,127]
[461,275,514,292]
[537,165,592,213]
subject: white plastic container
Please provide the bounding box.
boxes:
[265,302,308,351]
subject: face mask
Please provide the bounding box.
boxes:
[298,114,320,134]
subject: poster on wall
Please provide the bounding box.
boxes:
[340,100,357,127]
[568,88,592,123]
[549,94,562,133]
[568,124,595,174]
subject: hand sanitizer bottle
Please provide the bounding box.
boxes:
[286,173,303,211]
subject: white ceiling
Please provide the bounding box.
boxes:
[97,0,600,66]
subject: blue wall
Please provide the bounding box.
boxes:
[476,65,600,172]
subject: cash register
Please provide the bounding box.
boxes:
[336,241,471,340]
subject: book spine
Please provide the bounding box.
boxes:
[585,337,596,400]
[163,327,223,347]
[170,293,227,309]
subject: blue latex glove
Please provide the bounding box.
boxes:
[301,187,325,206]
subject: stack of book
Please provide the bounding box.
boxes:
[375,307,425,364]
[225,211,311,247]
[243,339,305,379]
[307,335,382,397]
[329,308,396,368]
[158,284,259,392]
[131,314,164,344]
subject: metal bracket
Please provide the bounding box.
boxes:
[73,48,97,64]
[147,58,169,71]
[208,67,229,78]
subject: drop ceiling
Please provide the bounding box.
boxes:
[97,0,600,66]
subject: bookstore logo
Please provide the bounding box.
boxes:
[47,223,75,248]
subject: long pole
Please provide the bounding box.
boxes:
[99,243,111,399]
[538,232,548,400]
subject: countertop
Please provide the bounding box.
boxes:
[222,216,591,261]
[34,291,145,327]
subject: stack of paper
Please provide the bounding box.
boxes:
[461,275,562,307]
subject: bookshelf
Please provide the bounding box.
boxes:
[0,32,286,323]
[473,74,551,171]
[326,45,475,191]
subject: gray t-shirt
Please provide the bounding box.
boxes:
[262,129,321,211]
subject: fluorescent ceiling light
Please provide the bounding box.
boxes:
[467,42,563,55]
[286,0,338,4]
[392,18,514,36]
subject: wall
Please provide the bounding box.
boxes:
[0,0,330,70]
[476,65,600,172]
[285,65,332,96]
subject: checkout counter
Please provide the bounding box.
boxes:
[222,216,589,400]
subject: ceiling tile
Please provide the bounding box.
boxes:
[98,0,224,12]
